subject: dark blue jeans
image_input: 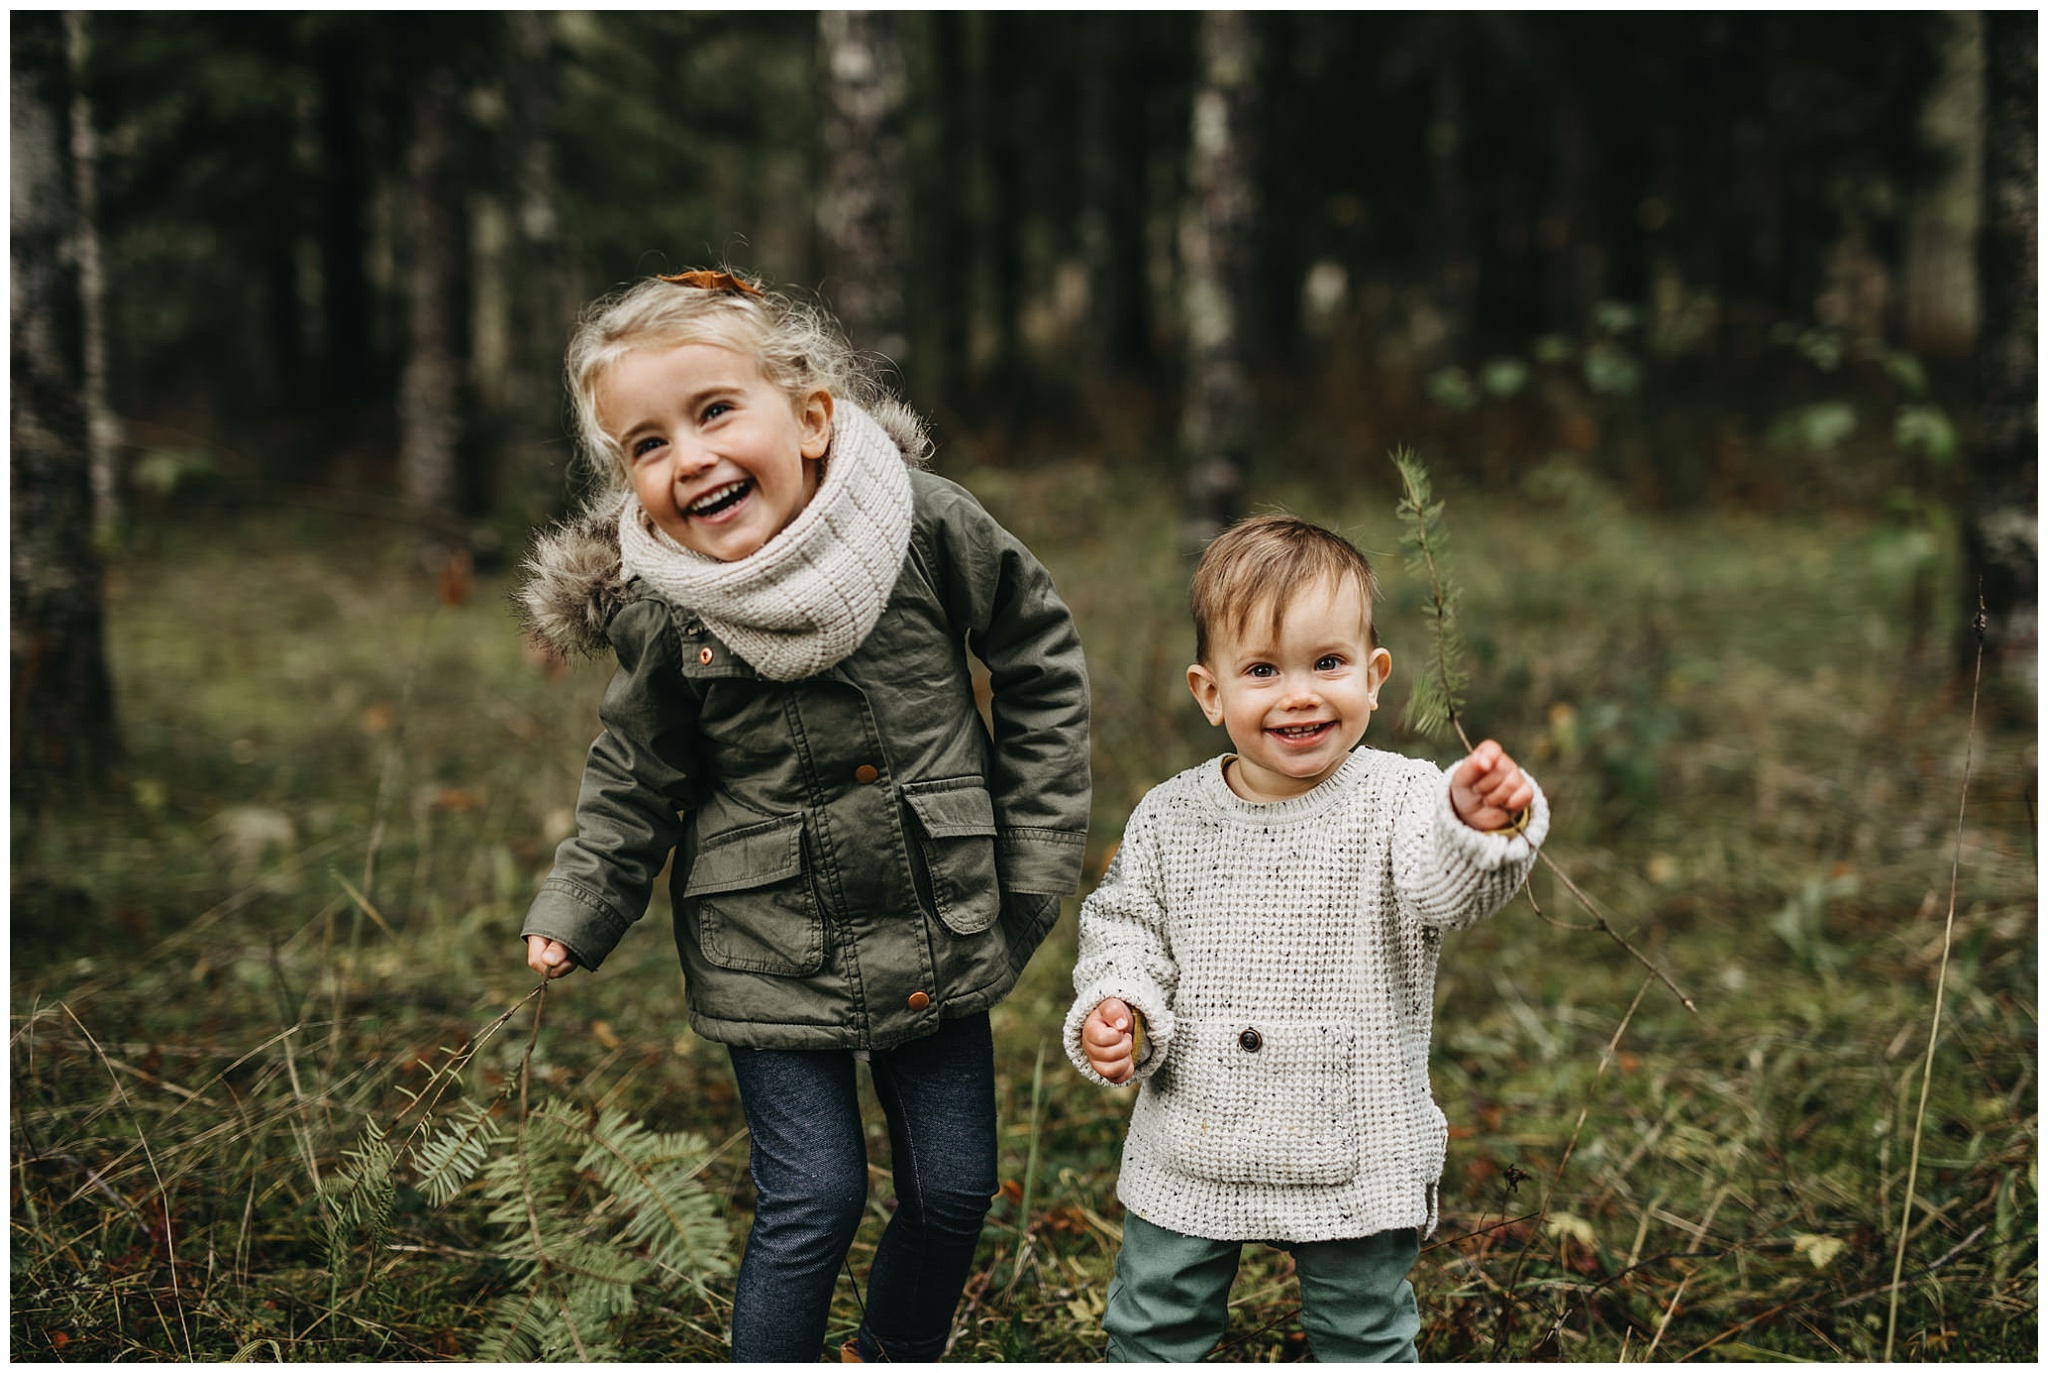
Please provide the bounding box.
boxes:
[726,1011,997,1362]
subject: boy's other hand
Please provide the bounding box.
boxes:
[527,935,579,980]
[1082,997,1137,1084]
[1452,739,1534,831]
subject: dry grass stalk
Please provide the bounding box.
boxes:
[1884,593,1986,1360]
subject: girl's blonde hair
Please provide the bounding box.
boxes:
[565,271,910,488]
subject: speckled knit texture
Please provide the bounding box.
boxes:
[1064,747,1547,1244]
[616,399,913,681]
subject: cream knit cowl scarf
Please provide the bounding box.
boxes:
[615,399,914,681]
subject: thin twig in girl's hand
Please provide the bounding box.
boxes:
[1884,589,1987,1362]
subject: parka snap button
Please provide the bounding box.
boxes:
[1238,1028,1262,1053]
[854,764,880,784]
[907,991,930,1011]
[698,646,714,665]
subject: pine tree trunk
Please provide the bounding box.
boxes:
[1179,9,1259,548]
[1960,10,2037,680]
[397,62,471,528]
[817,10,909,363]
[64,11,122,542]
[1902,13,1984,362]
[11,10,119,798]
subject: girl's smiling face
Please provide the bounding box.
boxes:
[1185,574,1393,803]
[599,342,833,563]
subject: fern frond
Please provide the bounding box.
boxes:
[1391,447,1471,744]
[555,1103,734,1279]
[408,1099,500,1205]
[319,1118,395,1280]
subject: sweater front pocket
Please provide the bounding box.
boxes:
[1158,1018,1359,1187]
[683,814,825,977]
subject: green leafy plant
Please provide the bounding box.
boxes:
[317,992,733,1361]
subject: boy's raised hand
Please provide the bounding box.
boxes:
[1451,738,1534,832]
[527,935,579,980]
[1082,997,1137,1084]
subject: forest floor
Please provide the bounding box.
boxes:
[10,458,2037,1361]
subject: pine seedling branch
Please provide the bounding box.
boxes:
[1392,449,1473,748]
[1389,449,1694,1015]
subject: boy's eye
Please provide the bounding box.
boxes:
[1316,655,1344,672]
[1247,663,1276,678]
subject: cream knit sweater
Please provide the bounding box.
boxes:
[1064,747,1547,1244]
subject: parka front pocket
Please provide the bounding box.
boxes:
[682,814,825,977]
[902,780,1002,936]
[1159,1019,1359,1187]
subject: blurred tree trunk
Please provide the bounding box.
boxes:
[1960,10,2036,680]
[928,10,972,401]
[398,61,472,528]
[1426,25,1476,359]
[1902,12,1984,363]
[817,10,909,364]
[11,11,119,797]
[64,11,122,542]
[1179,9,1259,549]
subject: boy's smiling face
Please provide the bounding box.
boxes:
[1186,573,1393,803]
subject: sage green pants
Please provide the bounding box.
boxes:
[1104,1213,1421,1362]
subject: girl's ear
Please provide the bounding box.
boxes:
[1186,663,1226,727]
[798,389,834,460]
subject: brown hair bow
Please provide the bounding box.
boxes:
[657,268,762,296]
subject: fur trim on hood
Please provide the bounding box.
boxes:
[516,397,931,659]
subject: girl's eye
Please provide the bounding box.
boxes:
[702,400,732,422]
[1316,655,1344,672]
[631,436,665,460]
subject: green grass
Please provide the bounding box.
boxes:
[11,460,2036,1360]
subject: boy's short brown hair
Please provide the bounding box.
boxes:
[1190,514,1380,664]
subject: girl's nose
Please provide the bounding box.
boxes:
[665,436,716,479]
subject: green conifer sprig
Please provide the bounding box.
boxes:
[1385,447,1695,1015]
[1391,447,1472,745]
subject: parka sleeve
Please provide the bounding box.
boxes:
[925,478,1092,895]
[1063,803,1178,1087]
[1389,757,1549,933]
[521,599,702,970]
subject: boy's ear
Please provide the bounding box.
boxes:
[1365,646,1392,707]
[798,389,834,460]
[1186,662,1226,727]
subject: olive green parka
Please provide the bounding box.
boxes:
[517,437,1091,1051]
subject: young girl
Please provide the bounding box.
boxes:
[517,269,1092,1362]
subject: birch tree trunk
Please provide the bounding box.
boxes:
[1960,10,2037,681]
[1902,12,1984,363]
[64,11,122,542]
[397,61,471,529]
[817,10,909,364]
[1179,9,1259,548]
[11,10,119,797]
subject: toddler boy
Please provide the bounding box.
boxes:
[1065,514,1547,1361]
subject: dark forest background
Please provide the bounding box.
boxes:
[9,10,2037,1362]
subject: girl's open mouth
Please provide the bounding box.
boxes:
[1268,721,1335,745]
[687,479,754,520]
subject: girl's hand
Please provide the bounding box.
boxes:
[1082,997,1137,1084]
[527,935,579,980]
[1452,739,1534,832]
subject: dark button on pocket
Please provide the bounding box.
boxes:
[854,764,880,784]
[1239,1027,1262,1053]
[907,990,931,1011]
